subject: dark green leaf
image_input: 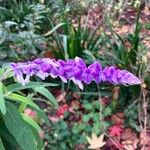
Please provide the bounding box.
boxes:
[2,102,37,150]
[0,121,19,148]
[0,82,6,115]
[30,126,43,150]
[0,137,5,150]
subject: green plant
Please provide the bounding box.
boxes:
[47,19,102,61]
[0,27,46,61]
[102,6,143,70]
[0,1,52,61]
[124,102,140,131]
[45,1,102,61]
[45,91,113,150]
[0,64,58,150]
[96,5,145,110]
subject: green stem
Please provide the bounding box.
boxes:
[97,85,103,127]
[19,103,27,113]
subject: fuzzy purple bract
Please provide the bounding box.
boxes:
[11,57,141,90]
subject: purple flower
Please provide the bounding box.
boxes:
[75,57,86,69]
[88,62,102,84]
[11,62,38,85]
[82,68,93,84]
[10,57,141,89]
[102,66,141,85]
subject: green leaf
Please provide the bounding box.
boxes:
[0,137,5,150]
[0,69,4,76]
[7,82,58,92]
[2,102,37,150]
[0,82,6,115]
[0,7,11,17]
[36,109,51,126]
[61,34,69,60]
[44,23,65,36]
[34,87,58,107]
[0,121,19,148]
[22,113,42,132]
[103,106,112,117]
[5,93,40,110]
[84,103,92,110]
[82,115,90,122]
[83,50,96,62]
[30,126,43,150]
[19,102,27,113]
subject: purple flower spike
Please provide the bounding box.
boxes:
[10,57,141,89]
[102,66,141,85]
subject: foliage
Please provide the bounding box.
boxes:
[0,1,52,61]
[45,94,114,149]
[124,102,140,131]
[46,12,102,61]
[0,65,58,149]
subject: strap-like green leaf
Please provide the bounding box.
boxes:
[0,137,5,150]
[22,113,42,132]
[44,22,65,36]
[34,87,58,107]
[5,93,40,110]
[7,82,58,92]
[30,126,44,150]
[0,82,6,115]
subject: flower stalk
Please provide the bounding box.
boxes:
[11,57,141,90]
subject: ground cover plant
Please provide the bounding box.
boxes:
[0,0,150,150]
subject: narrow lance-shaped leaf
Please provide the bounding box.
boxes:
[22,113,42,132]
[30,126,43,150]
[44,23,65,36]
[0,82,6,115]
[7,82,58,92]
[5,93,40,110]
[34,87,58,108]
[0,137,5,150]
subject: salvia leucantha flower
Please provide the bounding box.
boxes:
[11,57,141,90]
